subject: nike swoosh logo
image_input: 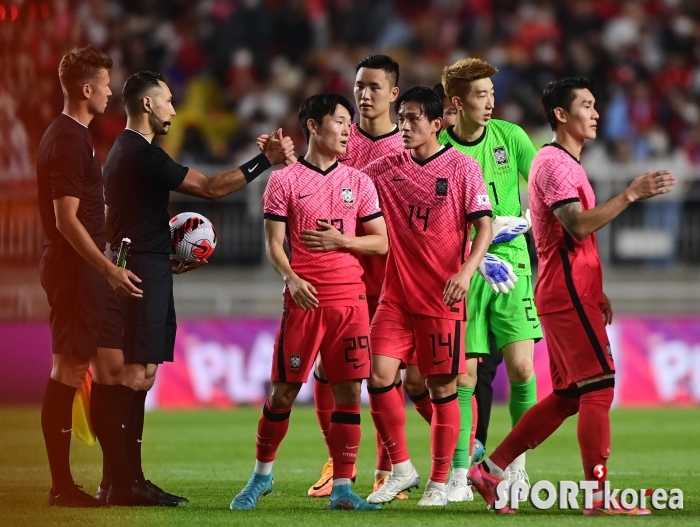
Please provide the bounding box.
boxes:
[353,363,367,369]
[121,424,126,429]
[137,439,142,443]
[312,476,332,491]
[432,359,448,366]
[345,445,359,450]
[298,194,311,199]
[533,323,540,329]
[248,164,258,173]
[392,177,406,181]
[61,428,72,433]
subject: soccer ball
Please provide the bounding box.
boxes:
[472,439,485,465]
[169,212,217,263]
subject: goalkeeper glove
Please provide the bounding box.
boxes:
[491,209,531,244]
[477,253,518,293]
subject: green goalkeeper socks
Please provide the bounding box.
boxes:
[452,386,475,470]
[509,375,537,427]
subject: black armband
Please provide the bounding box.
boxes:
[240,153,272,183]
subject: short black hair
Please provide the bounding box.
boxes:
[122,71,166,117]
[298,93,355,142]
[355,55,400,87]
[394,86,443,123]
[433,82,447,101]
[542,77,593,130]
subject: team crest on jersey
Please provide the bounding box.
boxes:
[290,354,301,371]
[436,178,448,196]
[341,188,355,204]
[493,146,508,166]
[477,194,490,205]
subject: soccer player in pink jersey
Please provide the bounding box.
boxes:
[468,77,675,515]
[230,93,388,512]
[307,55,415,499]
[359,86,493,506]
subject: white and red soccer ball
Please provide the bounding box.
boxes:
[169,212,217,263]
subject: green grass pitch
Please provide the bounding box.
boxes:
[1,406,698,526]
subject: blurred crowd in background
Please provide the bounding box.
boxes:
[1,0,700,265]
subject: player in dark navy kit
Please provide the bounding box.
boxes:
[92,71,294,506]
[37,46,142,508]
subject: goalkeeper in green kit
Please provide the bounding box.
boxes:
[437,58,541,501]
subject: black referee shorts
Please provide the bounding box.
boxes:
[120,254,176,365]
[97,286,123,350]
[39,245,109,358]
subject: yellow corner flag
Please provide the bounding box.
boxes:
[72,369,97,447]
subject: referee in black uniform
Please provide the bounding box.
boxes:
[94,71,293,505]
[36,46,142,507]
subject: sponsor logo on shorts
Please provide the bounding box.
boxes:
[432,358,448,366]
[493,146,508,166]
[290,354,301,371]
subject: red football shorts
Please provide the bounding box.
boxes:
[370,301,465,376]
[271,305,371,384]
[541,303,615,391]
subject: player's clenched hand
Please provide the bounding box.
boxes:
[257,134,270,152]
[443,269,472,306]
[601,293,613,325]
[286,275,319,310]
[262,129,296,166]
[300,221,348,252]
[171,257,208,275]
[626,170,676,201]
[106,266,143,299]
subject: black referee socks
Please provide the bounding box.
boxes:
[41,378,78,493]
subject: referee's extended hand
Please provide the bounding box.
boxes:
[262,129,296,166]
[106,266,143,298]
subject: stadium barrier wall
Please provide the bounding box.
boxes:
[1,316,699,407]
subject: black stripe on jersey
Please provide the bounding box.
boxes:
[410,143,453,167]
[299,157,338,176]
[451,320,461,374]
[264,212,288,223]
[550,197,580,212]
[461,223,470,264]
[359,211,383,223]
[446,125,486,147]
[357,124,399,142]
[466,209,493,222]
[547,143,581,164]
[559,249,612,374]
[277,308,288,382]
[563,230,575,253]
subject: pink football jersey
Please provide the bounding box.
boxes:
[263,158,382,307]
[363,145,492,320]
[528,143,604,315]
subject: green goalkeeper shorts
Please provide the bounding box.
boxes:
[466,273,543,354]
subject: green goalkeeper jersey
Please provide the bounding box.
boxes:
[438,119,537,276]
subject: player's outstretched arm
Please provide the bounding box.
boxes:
[54,197,143,299]
[264,219,319,310]
[553,169,676,240]
[177,129,295,200]
[444,215,492,306]
[300,217,388,256]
